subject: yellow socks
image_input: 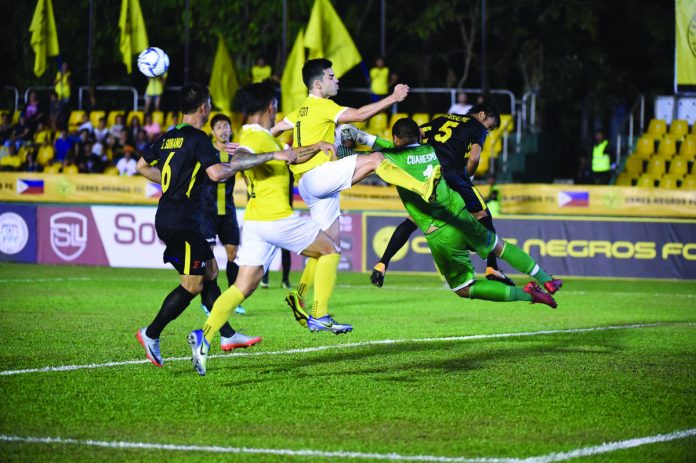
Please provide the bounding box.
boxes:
[375,159,429,197]
[297,257,317,299]
[311,253,340,319]
[203,285,245,344]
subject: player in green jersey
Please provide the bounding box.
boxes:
[356,118,562,307]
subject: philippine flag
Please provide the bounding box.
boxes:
[16,179,44,195]
[146,182,162,198]
[558,191,589,207]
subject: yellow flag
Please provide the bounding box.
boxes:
[304,0,362,78]
[209,35,239,112]
[675,0,696,92]
[281,29,308,113]
[119,0,149,74]
[29,0,60,77]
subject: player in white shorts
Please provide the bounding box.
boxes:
[188,80,343,376]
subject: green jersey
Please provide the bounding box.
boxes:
[374,138,467,234]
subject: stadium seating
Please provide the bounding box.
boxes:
[44,163,62,173]
[165,111,181,128]
[668,156,689,177]
[107,111,126,127]
[679,136,696,158]
[89,110,106,127]
[632,136,654,159]
[151,111,165,126]
[669,119,689,140]
[103,165,119,176]
[68,110,85,133]
[647,118,667,139]
[368,113,388,133]
[63,164,79,174]
[660,173,681,189]
[624,156,645,176]
[36,145,54,166]
[657,136,677,158]
[681,175,696,189]
[411,113,430,126]
[127,111,144,126]
[615,173,633,186]
[388,113,408,129]
[636,173,658,188]
[646,156,667,176]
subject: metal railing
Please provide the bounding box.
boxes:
[615,94,645,165]
[78,86,138,111]
[23,86,55,103]
[3,86,19,112]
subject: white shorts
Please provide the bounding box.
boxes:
[298,155,357,230]
[236,214,322,272]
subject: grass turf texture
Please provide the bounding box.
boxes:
[0,263,695,462]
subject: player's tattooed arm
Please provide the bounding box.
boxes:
[293,142,335,163]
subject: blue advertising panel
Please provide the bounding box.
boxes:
[0,204,37,263]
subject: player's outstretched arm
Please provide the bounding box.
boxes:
[293,141,335,164]
[271,119,293,137]
[206,143,297,181]
[136,157,162,183]
[338,84,410,123]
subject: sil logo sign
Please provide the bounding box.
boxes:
[50,212,88,261]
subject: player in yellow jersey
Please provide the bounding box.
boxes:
[188,80,345,376]
[272,58,441,332]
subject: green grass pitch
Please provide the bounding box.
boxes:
[0,263,695,462]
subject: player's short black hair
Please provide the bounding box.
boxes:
[392,118,421,142]
[467,103,501,130]
[302,58,332,89]
[210,113,231,128]
[233,79,277,115]
[180,83,210,115]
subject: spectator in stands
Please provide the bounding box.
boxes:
[94,117,109,142]
[54,129,73,163]
[110,114,126,139]
[37,137,55,167]
[53,61,71,105]
[591,130,612,184]
[134,129,149,152]
[144,73,167,114]
[167,113,180,131]
[24,91,45,132]
[86,141,108,173]
[78,113,94,134]
[448,92,472,114]
[143,112,161,141]
[24,149,40,172]
[0,144,22,171]
[103,134,117,161]
[33,121,52,146]
[48,91,67,131]
[116,148,138,176]
[251,56,273,83]
[0,113,11,143]
[127,116,142,145]
[12,114,31,146]
[368,56,397,103]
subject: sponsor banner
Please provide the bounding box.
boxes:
[291,212,363,272]
[0,204,37,263]
[499,184,696,218]
[363,213,696,279]
[37,206,109,266]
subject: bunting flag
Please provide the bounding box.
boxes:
[304,0,362,78]
[209,35,239,112]
[675,0,696,92]
[29,0,60,77]
[119,0,149,74]
[281,29,308,113]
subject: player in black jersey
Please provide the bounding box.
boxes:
[134,83,297,367]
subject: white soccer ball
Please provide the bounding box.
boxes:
[137,47,170,78]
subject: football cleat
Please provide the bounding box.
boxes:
[307,315,353,335]
[485,267,515,286]
[285,290,309,328]
[136,328,163,367]
[543,278,564,295]
[187,329,209,376]
[422,165,442,203]
[522,282,558,309]
[370,262,387,288]
[220,332,262,351]
[234,306,246,315]
[281,280,292,290]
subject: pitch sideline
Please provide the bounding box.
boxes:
[0,323,677,377]
[1,428,695,462]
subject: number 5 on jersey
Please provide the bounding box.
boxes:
[434,121,459,143]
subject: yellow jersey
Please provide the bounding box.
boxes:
[251,65,272,83]
[284,94,347,175]
[54,71,71,100]
[370,67,389,95]
[238,124,293,221]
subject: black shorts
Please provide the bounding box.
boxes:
[156,226,214,276]
[442,171,488,214]
[200,212,240,246]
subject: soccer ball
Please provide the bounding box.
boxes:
[137,47,169,78]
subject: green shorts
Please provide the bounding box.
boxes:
[425,210,497,290]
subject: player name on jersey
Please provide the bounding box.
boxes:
[161,137,184,150]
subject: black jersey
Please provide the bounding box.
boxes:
[141,124,219,231]
[422,114,488,174]
[200,147,236,217]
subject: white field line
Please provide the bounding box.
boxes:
[1,428,695,462]
[2,277,695,298]
[0,323,675,377]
